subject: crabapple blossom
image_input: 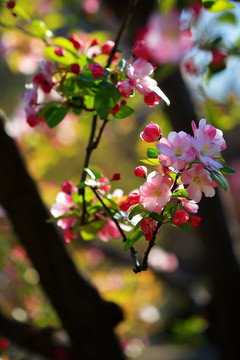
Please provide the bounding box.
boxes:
[181,198,199,214]
[148,247,179,272]
[134,166,147,178]
[181,163,218,202]
[99,219,121,242]
[141,218,156,234]
[191,119,226,171]
[140,122,162,142]
[101,40,115,55]
[173,210,189,226]
[127,192,140,206]
[157,131,195,170]
[139,171,173,212]
[98,177,111,194]
[144,92,161,107]
[132,39,150,60]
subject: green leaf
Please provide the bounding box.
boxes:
[77,181,86,189]
[217,12,237,24]
[13,4,31,21]
[210,170,229,190]
[94,86,120,119]
[72,191,82,207]
[140,158,160,165]
[44,46,76,65]
[147,147,159,159]
[220,164,236,175]
[134,219,143,231]
[77,55,92,69]
[84,96,94,109]
[113,105,134,119]
[104,198,120,210]
[45,106,68,128]
[124,231,145,251]
[172,189,190,200]
[149,213,162,222]
[118,58,127,73]
[176,222,191,233]
[29,20,52,40]
[129,204,144,220]
[81,220,106,240]
[53,37,78,54]
[203,0,234,12]
[79,111,97,122]
[84,168,102,180]
[37,101,61,118]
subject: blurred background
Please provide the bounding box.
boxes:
[0,0,240,359]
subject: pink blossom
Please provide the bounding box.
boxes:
[98,177,111,194]
[132,39,150,60]
[181,163,218,202]
[139,171,173,212]
[99,219,121,242]
[126,57,170,105]
[157,131,195,170]
[140,122,162,142]
[181,198,199,214]
[191,119,226,171]
[143,11,193,64]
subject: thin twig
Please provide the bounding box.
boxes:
[106,0,140,69]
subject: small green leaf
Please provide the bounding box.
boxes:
[37,101,61,118]
[77,181,86,189]
[124,231,145,251]
[129,204,144,220]
[203,0,234,12]
[210,170,229,190]
[84,168,102,180]
[147,147,159,159]
[176,222,191,233]
[79,111,97,121]
[81,220,106,240]
[149,213,162,222]
[94,86,120,119]
[220,165,236,175]
[44,46,76,65]
[113,105,134,119]
[13,4,31,21]
[29,20,52,40]
[53,37,78,54]
[140,158,160,165]
[45,106,68,128]
[72,191,82,207]
[217,12,236,24]
[172,189,190,200]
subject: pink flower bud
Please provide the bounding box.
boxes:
[111,173,121,181]
[119,201,130,212]
[134,166,147,178]
[145,233,152,241]
[144,92,161,108]
[70,63,80,74]
[88,63,104,78]
[140,122,162,142]
[189,215,201,227]
[33,73,45,85]
[101,40,115,55]
[141,218,156,234]
[98,177,111,193]
[69,34,84,50]
[61,180,75,195]
[173,210,189,226]
[127,192,140,206]
[90,38,99,47]
[7,1,15,10]
[117,81,134,98]
[132,39,150,60]
[109,103,121,114]
[55,47,64,57]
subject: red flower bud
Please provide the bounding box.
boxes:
[69,34,84,50]
[134,166,147,178]
[109,103,121,114]
[141,218,156,234]
[132,39,150,60]
[120,201,130,212]
[0,338,10,350]
[88,63,104,78]
[210,49,227,69]
[101,40,115,55]
[173,210,189,226]
[127,192,140,206]
[111,173,121,181]
[33,73,45,85]
[55,47,64,57]
[27,115,39,127]
[145,233,152,241]
[41,82,52,94]
[90,38,99,47]
[140,122,162,142]
[189,215,201,227]
[121,100,127,106]
[70,63,80,74]
[117,81,134,98]
[144,92,161,108]
[7,1,15,9]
